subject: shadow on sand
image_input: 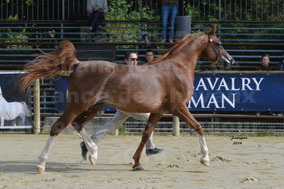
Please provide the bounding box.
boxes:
[0,161,208,174]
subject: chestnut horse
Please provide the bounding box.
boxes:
[19,25,233,173]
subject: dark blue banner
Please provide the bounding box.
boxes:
[188,73,284,112]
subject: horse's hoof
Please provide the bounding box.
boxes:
[201,159,210,167]
[37,166,45,174]
[89,155,97,166]
[132,166,144,171]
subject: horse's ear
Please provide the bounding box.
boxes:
[208,25,217,35]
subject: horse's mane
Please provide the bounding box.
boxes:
[147,32,205,65]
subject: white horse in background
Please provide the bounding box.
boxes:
[0,86,32,127]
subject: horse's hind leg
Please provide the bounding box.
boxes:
[71,103,105,166]
[37,107,81,173]
[132,113,163,171]
[173,105,210,167]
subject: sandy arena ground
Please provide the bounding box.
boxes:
[0,134,283,189]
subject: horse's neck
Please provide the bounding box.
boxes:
[0,95,8,104]
[170,34,208,70]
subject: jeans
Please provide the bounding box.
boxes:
[162,6,178,41]
[89,11,104,34]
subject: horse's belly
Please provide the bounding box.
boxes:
[1,103,22,120]
[105,99,163,113]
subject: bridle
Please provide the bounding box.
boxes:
[208,34,231,65]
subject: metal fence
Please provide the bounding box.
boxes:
[124,114,284,134]
[184,0,284,21]
[0,0,283,21]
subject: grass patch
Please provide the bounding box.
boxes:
[41,131,50,135]
[119,125,126,135]
[255,131,282,137]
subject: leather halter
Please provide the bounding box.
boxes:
[207,34,223,64]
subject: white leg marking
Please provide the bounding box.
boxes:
[198,134,209,161]
[37,135,58,170]
[80,128,98,160]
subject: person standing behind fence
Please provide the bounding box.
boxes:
[79,52,165,163]
[87,0,108,37]
[161,0,178,43]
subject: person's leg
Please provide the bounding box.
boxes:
[94,12,104,36]
[80,110,129,161]
[169,6,178,42]
[90,110,129,144]
[162,6,170,41]
[90,11,100,33]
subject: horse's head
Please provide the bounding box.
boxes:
[21,102,32,117]
[201,25,234,69]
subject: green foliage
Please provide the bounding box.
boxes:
[25,0,34,6]
[119,125,126,135]
[41,131,50,135]
[106,0,158,21]
[7,14,18,21]
[184,4,199,20]
[104,0,158,44]
[2,15,32,49]
[183,0,283,22]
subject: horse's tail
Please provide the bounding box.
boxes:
[18,40,78,91]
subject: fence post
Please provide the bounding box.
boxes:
[33,79,41,134]
[173,115,180,136]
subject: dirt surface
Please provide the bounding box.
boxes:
[0,134,283,189]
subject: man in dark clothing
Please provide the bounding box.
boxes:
[87,0,108,36]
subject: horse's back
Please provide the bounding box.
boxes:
[68,60,118,97]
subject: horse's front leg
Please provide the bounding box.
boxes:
[174,105,210,167]
[19,113,25,126]
[0,116,4,127]
[132,113,163,171]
